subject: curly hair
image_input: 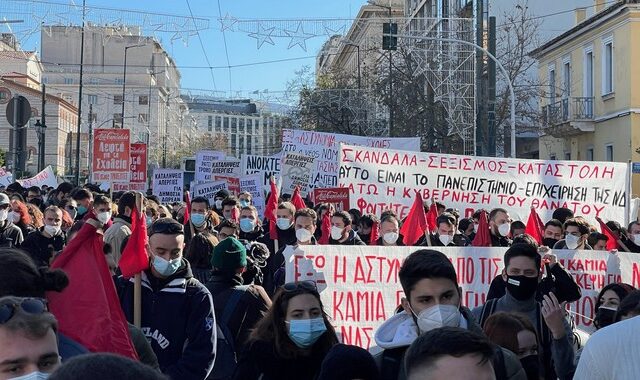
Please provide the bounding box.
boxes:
[26,203,44,228]
[10,199,33,226]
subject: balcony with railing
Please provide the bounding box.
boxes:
[542,97,595,138]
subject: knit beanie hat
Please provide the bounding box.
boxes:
[211,237,247,272]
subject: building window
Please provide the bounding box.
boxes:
[231,134,236,147]
[563,61,571,97]
[549,154,556,161]
[584,48,594,98]
[90,77,99,85]
[548,67,556,104]
[88,95,97,104]
[223,117,229,130]
[215,116,221,131]
[586,146,594,161]
[602,38,614,95]
[207,116,213,132]
[138,113,148,123]
[115,78,124,85]
[64,78,73,85]
[605,144,614,161]
[88,113,97,123]
[113,113,123,127]
[113,95,123,105]
[231,118,237,133]
[564,152,571,160]
[139,95,149,105]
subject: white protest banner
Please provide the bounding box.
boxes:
[282,129,420,188]
[339,144,629,225]
[240,174,266,217]
[152,169,183,204]
[240,154,281,187]
[195,150,225,183]
[281,152,315,196]
[192,181,228,205]
[16,166,58,188]
[0,168,13,187]
[285,245,637,352]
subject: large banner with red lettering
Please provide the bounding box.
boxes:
[92,129,130,183]
[282,129,420,188]
[339,144,629,225]
[285,246,640,352]
[129,143,147,191]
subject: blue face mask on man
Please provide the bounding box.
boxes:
[77,205,88,216]
[190,213,206,228]
[240,218,256,233]
[152,254,181,277]
[286,317,327,348]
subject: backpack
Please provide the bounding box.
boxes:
[208,285,249,380]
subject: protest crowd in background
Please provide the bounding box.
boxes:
[1,131,640,380]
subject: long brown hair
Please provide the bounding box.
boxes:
[249,285,338,359]
[483,311,533,354]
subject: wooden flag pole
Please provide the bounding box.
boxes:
[133,192,144,328]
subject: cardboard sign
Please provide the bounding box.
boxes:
[152,169,183,204]
[192,180,228,205]
[285,246,639,352]
[339,144,629,225]
[241,153,281,187]
[129,143,147,191]
[282,129,420,188]
[240,174,266,217]
[0,168,12,187]
[92,129,130,183]
[313,187,350,212]
[16,166,58,188]
[214,176,240,195]
[195,150,225,183]
[281,152,316,196]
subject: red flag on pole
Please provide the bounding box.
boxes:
[319,210,332,245]
[472,210,492,247]
[183,191,191,225]
[265,177,279,239]
[119,207,149,278]
[400,192,428,246]
[426,202,438,233]
[48,222,138,359]
[369,221,379,245]
[525,208,544,245]
[597,218,619,250]
[291,186,307,211]
[230,206,240,223]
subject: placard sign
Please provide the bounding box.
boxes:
[16,166,57,188]
[152,169,183,204]
[240,174,266,217]
[129,143,147,191]
[281,152,315,196]
[313,187,350,212]
[195,150,225,183]
[92,129,130,183]
[241,154,281,187]
[192,181,228,205]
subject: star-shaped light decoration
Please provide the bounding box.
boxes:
[322,21,346,37]
[219,13,238,32]
[248,23,275,49]
[284,22,314,51]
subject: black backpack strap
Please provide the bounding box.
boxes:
[479,298,498,329]
[221,285,250,327]
[381,347,406,380]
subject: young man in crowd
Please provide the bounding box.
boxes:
[510,221,526,237]
[0,296,62,379]
[90,195,113,229]
[238,205,265,243]
[119,218,215,380]
[26,186,44,211]
[542,219,564,248]
[374,249,524,380]
[0,193,23,248]
[588,232,609,251]
[103,191,135,263]
[357,213,378,245]
[624,221,640,253]
[472,243,575,379]
[404,327,497,380]
[221,197,240,221]
[378,214,403,246]
[328,210,366,246]
[71,188,93,220]
[426,213,469,247]
[553,218,592,250]
[489,208,512,247]
[21,205,65,267]
[184,196,215,249]
[212,189,230,216]
[238,191,252,208]
[272,201,297,246]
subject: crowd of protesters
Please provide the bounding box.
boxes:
[0,179,639,380]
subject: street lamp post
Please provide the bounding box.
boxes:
[122,44,146,129]
[391,34,518,157]
[34,119,46,172]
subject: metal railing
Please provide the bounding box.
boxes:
[543,97,594,126]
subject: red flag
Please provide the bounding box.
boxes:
[319,210,332,245]
[525,208,544,245]
[369,221,379,245]
[291,186,307,211]
[472,210,492,247]
[48,222,138,359]
[119,207,149,278]
[183,191,191,225]
[426,202,437,233]
[230,206,240,223]
[400,192,428,246]
[265,178,279,239]
[597,218,618,250]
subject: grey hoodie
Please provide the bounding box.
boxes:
[373,307,526,380]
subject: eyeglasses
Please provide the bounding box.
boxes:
[282,280,317,293]
[65,206,77,211]
[0,297,48,324]
[148,220,184,236]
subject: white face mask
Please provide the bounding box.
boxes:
[215,200,223,209]
[44,224,60,236]
[473,223,479,234]
[96,211,112,224]
[0,209,8,222]
[331,226,344,240]
[439,234,452,246]
[9,211,20,223]
[633,234,640,246]
[296,228,313,243]
[411,304,461,334]
[383,232,399,245]
[565,234,581,250]
[497,223,511,237]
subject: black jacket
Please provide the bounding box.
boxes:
[21,228,65,267]
[491,233,512,247]
[119,260,216,380]
[206,272,271,351]
[423,233,470,247]
[328,230,366,246]
[0,220,23,248]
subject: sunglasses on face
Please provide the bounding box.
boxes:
[282,280,317,293]
[0,297,48,324]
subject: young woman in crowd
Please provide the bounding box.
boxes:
[593,283,636,329]
[234,281,339,379]
[26,202,44,229]
[10,198,35,236]
[185,231,218,284]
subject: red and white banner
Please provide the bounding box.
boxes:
[92,129,130,183]
[338,144,629,225]
[285,246,640,352]
[16,166,57,188]
[129,143,147,191]
[313,187,350,212]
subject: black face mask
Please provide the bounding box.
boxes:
[520,355,540,380]
[506,275,539,301]
[595,306,617,329]
[28,198,42,207]
[542,237,559,248]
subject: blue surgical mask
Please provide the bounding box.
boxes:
[277,217,292,230]
[240,218,256,233]
[146,216,153,227]
[77,205,88,216]
[9,371,51,380]
[152,254,182,277]
[240,200,250,207]
[190,213,206,228]
[286,317,327,348]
